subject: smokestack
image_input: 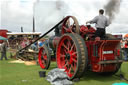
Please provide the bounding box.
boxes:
[33,0,39,32]
[33,16,35,32]
[104,0,122,23]
[21,26,23,32]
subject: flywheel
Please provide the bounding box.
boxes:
[61,16,80,34]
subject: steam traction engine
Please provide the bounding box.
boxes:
[38,16,123,80]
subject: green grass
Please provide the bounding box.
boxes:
[0,59,51,85]
[0,54,128,85]
[75,62,128,85]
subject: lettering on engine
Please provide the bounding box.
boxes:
[103,51,113,54]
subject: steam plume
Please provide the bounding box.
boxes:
[104,0,122,23]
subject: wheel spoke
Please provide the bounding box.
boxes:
[68,66,72,74]
[42,51,45,56]
[63,49,68,54]
[42,60,46,66]
[62,43,69,51]
[42,51,47,59]
[63,26,70,32]
[68,65,73,77]
[60,53,66,58]
[41,50,47,66]
[63,61,68,68]
[69,24,74,29]
[72,52,77,56]
[71,64,75,72]
[69,21,75,33]
[70,43,75,51]
[43,55,47,60]
[63,25,73,33]
[69,26,73,33]
[67,39,72,51]
[72,58,77,63]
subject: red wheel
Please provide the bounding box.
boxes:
[38,44,51,69]
[56,33,88,80]
[62,16,80,34]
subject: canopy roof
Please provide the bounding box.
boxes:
[7,32,41,35]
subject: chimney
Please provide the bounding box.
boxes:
[21,27,23,32]
[33,16,35,32]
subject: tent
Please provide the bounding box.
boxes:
[0,36,7,40]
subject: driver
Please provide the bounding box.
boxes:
[86,9,110,39]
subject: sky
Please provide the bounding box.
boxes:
[0,0,128,35]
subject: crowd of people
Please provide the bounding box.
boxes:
[0,37,47,60]
[20,37,46,51]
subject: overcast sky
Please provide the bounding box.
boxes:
[0,0,128,35]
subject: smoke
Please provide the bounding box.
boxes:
[55,0,64,10]
[35,0,105,34]
[35,1,64,35]
[2,0,128,33]
[35,0,91,31]
[104,0,122,23]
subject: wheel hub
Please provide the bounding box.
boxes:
[66,53,70,60]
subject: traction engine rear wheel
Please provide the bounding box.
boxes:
[56,33,88,80]
[62,16,80,34]
[38,44,51,69]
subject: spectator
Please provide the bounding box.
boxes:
[30,40,38,51]
[38,40,45,48]
[21,40,26,48]
[124,38,128,61]
[30,43,38,51]
[120,40,125,49]
[0,41,8,60]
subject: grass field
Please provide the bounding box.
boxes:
[0,55,128,85]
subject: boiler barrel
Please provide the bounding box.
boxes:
[49,36,60,49]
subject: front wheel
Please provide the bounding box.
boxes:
[38,44,51,69]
